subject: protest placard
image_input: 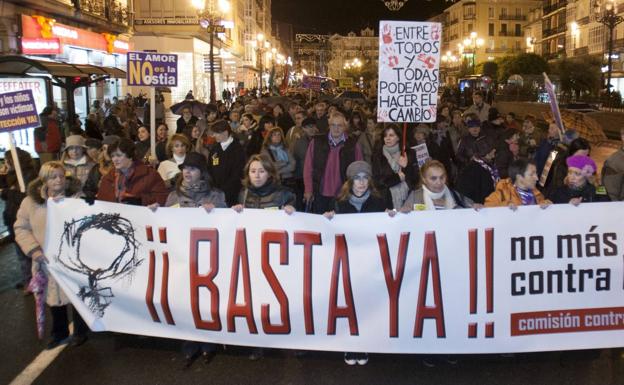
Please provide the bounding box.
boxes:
[127,51,178,87]
[0,90,40,132]
[412,143,431,167]
[378,21,441,123]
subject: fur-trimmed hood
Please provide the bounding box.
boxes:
[27,175,82,204]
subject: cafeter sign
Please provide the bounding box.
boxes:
[127,52,178,87]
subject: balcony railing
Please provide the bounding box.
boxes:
[542,24,566,37]
[485,47,523,54]
[463,14,476,20]
[499,31,523,37]
[543,0,568,15]
[449,18,459,25]
[499,14,527,21]
[78,0,129,26]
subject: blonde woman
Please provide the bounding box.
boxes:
[15,162,88,349]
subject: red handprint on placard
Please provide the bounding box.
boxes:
[382,23,393,44]
[431,25,441,41]
[417,53,436,69]
[383,46,400,68]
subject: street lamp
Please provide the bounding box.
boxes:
[462,32,484,74]
[192,0,230,104]
[594,0,623,97]
[253,33,271,92]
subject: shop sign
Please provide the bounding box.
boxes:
[134,18,199,25]
[127,52,178,87]
[20,37,61,54]
[21,15,130,55]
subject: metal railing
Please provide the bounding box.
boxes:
[78,0,129,26]
[499,14,527,21]
[543,0,568,15]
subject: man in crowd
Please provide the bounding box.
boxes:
[313,101,329,132]
[176,107,199,138]
[292,117,319,210]
[303,112,363,214]
[464,91,490,123]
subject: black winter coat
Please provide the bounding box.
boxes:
[207,140,246,206]
[455,160,497,204]
[335,193,389,214]
[372,147,417,194]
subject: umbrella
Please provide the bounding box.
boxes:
[542,109,607,143]
[27,268,48,340]
[170,100,209,117]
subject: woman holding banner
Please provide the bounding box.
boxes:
[549,155,608,204]
[96,138,168,206]
[232,153,295,360]
[372,124,415,210]
[401,160,477,212]
[148,151,226,367]
[323,160,395,365]
[14,162,89,349]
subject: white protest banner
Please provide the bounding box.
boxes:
[378,21,441,123]
[44,199,624,354]
[412,143,431,167]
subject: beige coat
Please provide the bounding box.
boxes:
[14,177,80,306]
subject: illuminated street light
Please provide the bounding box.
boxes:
[193,0,231,103]
[462,32,484,74]
[594,0,623,98]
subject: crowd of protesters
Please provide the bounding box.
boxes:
[1,87,623,367]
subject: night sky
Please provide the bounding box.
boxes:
[272,0,449,35]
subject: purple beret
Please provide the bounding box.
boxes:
[566,155,596,174]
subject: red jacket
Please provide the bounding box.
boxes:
[97,162,168,206]
[34,118,62,153]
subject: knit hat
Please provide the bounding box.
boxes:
[85,138,102,150]
[473,136,495,158]
[64,135,87,150]
[566,155,596,175]
[178,151,207,173]
[346,161,372,179]
[488,108,502,122]
[466,119,481,128]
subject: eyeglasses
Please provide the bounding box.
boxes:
[329,124,345,129]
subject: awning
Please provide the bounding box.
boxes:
[0,55,125,79]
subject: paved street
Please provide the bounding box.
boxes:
[1,240,623,385]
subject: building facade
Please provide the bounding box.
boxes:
[294,33,331,77]
[0,0,131,117]
[439,0,542,83]
[133,0,272,102]
[327,28,378,82]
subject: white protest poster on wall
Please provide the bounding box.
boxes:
[378,21,441,123]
